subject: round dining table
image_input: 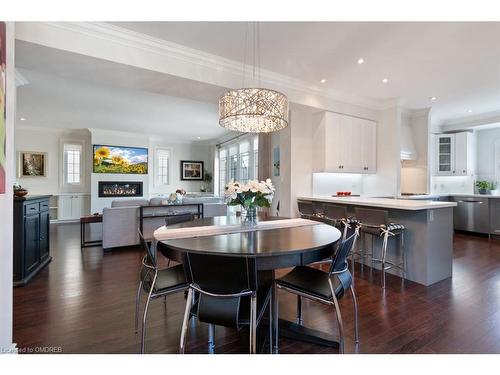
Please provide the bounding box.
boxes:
[156,215,342,353]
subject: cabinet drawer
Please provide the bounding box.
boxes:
[40,201,50,212]
[25,203,40,215]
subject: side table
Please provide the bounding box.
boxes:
[80,214,103,250]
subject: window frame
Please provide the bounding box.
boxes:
[155,147,172,187]
[216,135,259,197]
[60,139,85,191]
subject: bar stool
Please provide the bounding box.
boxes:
[354,207,406,289]
[297,200,324,221]
[322,203,357,240]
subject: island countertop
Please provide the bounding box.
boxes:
[297,196,457,211]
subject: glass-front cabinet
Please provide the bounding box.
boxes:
[434,132,474,176]
[436,135,454,174]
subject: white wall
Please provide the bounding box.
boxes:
[14,125,91,195]
[362,106,401,197]
[0,22,15,352]
[475,127,500,181]
[90,129,212,213]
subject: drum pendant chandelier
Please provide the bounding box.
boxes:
[218,24,289,133]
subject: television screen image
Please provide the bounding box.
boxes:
[93,145,148,174]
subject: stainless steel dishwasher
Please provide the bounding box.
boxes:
[450,196,490,234]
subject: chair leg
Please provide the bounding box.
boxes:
[135,281,143,334]
[250,293,257,354]
[350,284,359,344]
[328,279,344,354]
[179,288,194,354]
[296,295,303,325]
[268,296,273,354]
[272,281,279,353]
[208,324,215,354]
[140,291,153,354]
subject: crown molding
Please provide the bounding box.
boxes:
[440,109,500,131]
[37,22,388,111]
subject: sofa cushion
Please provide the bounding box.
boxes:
[111,199,149,208]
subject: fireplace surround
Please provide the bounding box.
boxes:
[98,181,143,198]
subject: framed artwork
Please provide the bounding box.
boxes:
[180,160,204,180]
[273,146,280,176]
[0,22,6,193]
[18,151,47,177]
[93,144,148,174]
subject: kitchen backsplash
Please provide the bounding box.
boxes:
[312,173,363,196]
[431,176,474,195]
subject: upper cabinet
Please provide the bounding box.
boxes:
[434,132,474,176]
[313,112,377,174]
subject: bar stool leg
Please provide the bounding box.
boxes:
[400,231,406,287]
[250,294,257,354]
[381,232,389,289]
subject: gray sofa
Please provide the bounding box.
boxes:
[102,196,227,250]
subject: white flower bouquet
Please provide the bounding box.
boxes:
[224,179,275,212]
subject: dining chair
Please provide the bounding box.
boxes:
[275,231,359,354]
[135,230,188,354]
[179,253,273,354]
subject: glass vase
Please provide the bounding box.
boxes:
[242,205,258,225]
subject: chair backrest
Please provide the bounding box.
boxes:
[354,207,389,227]
[165,213,194,226]
[138,230,157,269]
[312,201,325,216]
[323,204,348,220]
[329,232,357,275]
[297,200,314,216]
[184,253,257,328]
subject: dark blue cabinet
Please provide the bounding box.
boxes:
[13,195,52,287]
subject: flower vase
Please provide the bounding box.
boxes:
[242,205,257,225]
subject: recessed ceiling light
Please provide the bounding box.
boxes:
[320,79,326,84]
[382,78,388,84]
[468,109,473,113]
[357,58,364,65]
[197,136,201,140]
[430,96,437,101]
[20,117,25,121]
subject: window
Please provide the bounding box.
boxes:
[239,141,250,183]
[219,149,227,197]
[63,143,82,185]
[217,136,259,197]
[156,148,170,186]
[253,136,259,180]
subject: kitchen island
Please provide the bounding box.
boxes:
[297,196,457,286]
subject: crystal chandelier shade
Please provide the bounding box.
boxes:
[218,87,289,133]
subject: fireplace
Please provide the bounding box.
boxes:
[98,181,143,198]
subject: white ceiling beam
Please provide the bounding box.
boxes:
[15,21,388,120]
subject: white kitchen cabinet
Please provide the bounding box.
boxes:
[57,194,90,221]
[434,132,474,176]
[313,112,377,174]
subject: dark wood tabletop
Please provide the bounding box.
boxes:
[156,215,341,270]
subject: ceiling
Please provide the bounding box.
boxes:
[111,21,500,124]
[15,41,230,142]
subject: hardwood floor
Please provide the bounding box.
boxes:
[13,223,500,354]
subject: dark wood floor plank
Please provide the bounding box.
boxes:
[12,224,500,354]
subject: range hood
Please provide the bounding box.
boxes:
[400,124,418,160]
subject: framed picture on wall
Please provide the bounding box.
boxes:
[180,160,204,181]
[18,151,47,177]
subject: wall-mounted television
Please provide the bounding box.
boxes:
[93,145,148,174]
